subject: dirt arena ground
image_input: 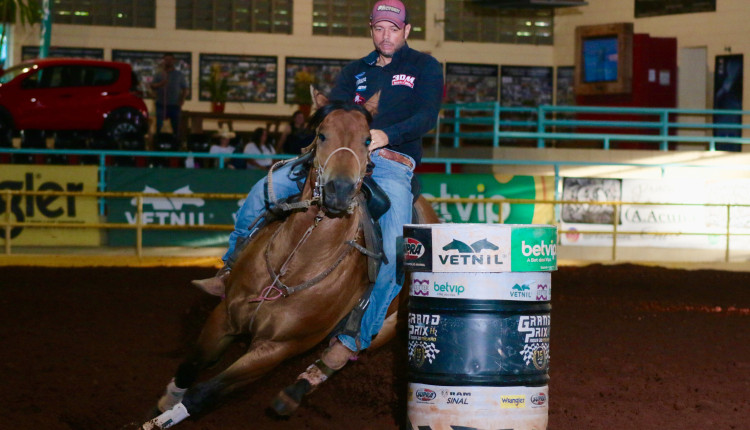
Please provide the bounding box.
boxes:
[1,263,748,430]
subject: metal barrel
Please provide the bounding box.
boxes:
[403,223,556,430]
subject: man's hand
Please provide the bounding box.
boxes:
[369,129,389,151]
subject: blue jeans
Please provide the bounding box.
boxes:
[155,104,181,135]
[225,149,415,351]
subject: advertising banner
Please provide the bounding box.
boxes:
[107,167,266,246]
[420,173,555,225]
[22,45,104,61]
[0,165,100,246]
[560,176,750,249]
[713,54,743,150]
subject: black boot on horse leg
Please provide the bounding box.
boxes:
[271,339,356,416]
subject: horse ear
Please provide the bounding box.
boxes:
[364,91,380,116]
[311,85,328,110]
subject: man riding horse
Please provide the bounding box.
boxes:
[191,0,443,409]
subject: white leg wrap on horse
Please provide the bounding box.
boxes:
[141,402,190,429]
[157,379,187,412]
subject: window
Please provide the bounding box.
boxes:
[312,0,425,40]
[176,0,292,33]
[22,66,120,89]
[444,1,553,45]
[51,0,156,28]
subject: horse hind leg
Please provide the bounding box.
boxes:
[271,339,356,416]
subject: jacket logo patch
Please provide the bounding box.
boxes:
[392,74,415,88]
[354,93,366,105]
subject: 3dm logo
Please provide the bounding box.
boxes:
[127,185,206,225]
[404,237,425,260]
[438,238,503,266]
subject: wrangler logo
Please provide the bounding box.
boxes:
[391,74,415,88]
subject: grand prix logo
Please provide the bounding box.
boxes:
[438,237,504,266]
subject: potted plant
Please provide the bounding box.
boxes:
[293,69,315,117]
[203,63,228,113]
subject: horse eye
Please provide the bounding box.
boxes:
[365,138,372,146]
[318,133,326,142]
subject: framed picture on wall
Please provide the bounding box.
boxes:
[635,0,716,18]
[199,54,277,103]
[556,66,575,107]
[21,46,104,61]
[112,50,192,100]
[284,57,351,104]
[445,62,499,103]
[500,66,553,140]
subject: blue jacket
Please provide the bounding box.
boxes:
[329,43,444,165]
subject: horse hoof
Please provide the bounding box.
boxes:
[271,379,311,416]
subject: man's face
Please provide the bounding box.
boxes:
[163,55,175,69]
[370,21,411,58]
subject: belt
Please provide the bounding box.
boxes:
[377,148,414,170]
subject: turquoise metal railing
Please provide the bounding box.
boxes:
[433,103,750,150]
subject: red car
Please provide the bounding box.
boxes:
[0,58,148,145]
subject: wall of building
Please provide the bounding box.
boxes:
[7,0,554,118]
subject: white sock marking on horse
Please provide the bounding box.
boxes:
[157,379,187,412]
[141,402,189,429]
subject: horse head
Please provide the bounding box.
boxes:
[307,89,380,215]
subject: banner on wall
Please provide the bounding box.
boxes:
[419,174,555,225]
[284,57,351,104]
[199,53,277,103]
[0,165,100,246]
[112,50,193,100]
[22,45,104,61]
[445,62,499,103]
[107,167,267,247]
[560,176,750,249]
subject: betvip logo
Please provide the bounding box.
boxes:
[438,237,505,267]
[521,240,557,257]
[127,185,206,225]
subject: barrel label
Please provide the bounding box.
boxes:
[409,272,551,301]
[408,312,550,376]
[408,384,549,429]
[511,228,558,271]
[403,226,433,271]
[408,314,442,369]
[431,225,511,272]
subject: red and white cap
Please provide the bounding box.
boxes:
[370,0,407,29]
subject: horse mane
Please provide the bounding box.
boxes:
[307,100,373,131]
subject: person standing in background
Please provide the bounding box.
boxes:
[151,53,188,135]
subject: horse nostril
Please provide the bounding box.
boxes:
[324,178,357,211]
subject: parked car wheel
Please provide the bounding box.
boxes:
[103,108,146,143]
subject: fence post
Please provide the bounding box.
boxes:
[99,154,107,216]
[660,111,669,150]
[454,105,461,148]
[725,204,731,262]
[493,102,500,147]
[611,203,618,261]
[537,105,546,148]
[136,195,143,258]
[3,190,11,255]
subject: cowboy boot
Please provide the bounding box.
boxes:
[190,264,230,296]
[191,234,255,296]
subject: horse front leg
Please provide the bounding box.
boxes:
[142,339,308,429]
[152,303,236,416]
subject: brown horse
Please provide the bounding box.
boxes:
[140,92,438,429]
